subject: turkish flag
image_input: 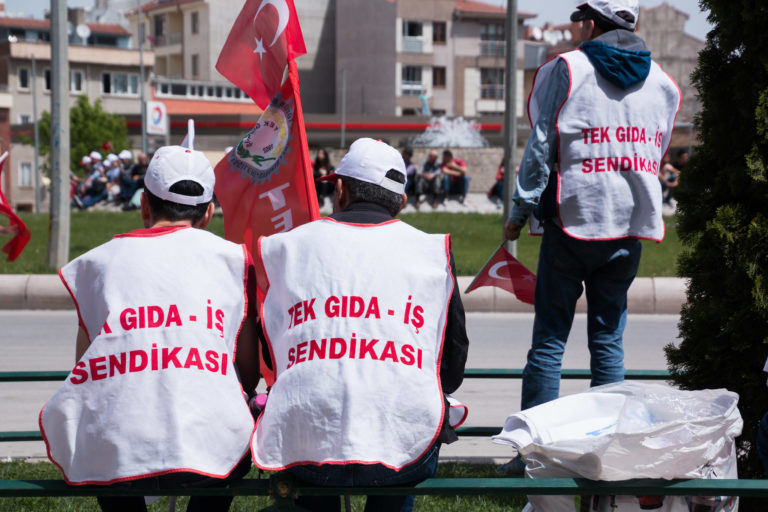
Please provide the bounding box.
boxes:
[216,0,306,109]
[465,244,536,305]
[0,152,31,262]
[214,59,319,261]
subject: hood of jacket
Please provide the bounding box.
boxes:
[579,30,651,90]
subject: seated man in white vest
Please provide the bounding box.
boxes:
[40,145,260,512]
[252,137,470,512]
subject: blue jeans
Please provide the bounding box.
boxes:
[521,224,642,410]
[96,455,251,512]
[758,413,768,474]
[443,175,469,198]
[288,443,440,512]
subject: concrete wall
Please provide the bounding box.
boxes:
[295,0,336,114]
[335,0,397,116]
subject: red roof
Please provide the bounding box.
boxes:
[86,23,130,36]
[140,0,200,14]
[0,16,129,36]
[455,0,536,19]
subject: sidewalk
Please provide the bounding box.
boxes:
[1,194,686,313]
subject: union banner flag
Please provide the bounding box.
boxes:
[213,59,318,256]
[465,244,536,305]
[0,151,31,262]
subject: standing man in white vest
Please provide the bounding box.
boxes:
[252,138,469,512]
[501,0,680,470]
[40,145,260,512]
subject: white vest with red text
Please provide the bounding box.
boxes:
[253,218,453,470]
[40,226,255,485]
[529,49,680,241]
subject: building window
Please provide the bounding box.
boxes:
[70,70,84,93]
[191,54,199,77]
[102,73,139,95]
[481,68,504,99]
[433,22,446,44]
[19,162,33,188]
[44,69,51,91]
[402,20,423,52]
[154,14,165,39]
[401,65,422,96]
[19,114,32,124]
[433,66,446,88]
[17,67,30,90]
[191,11,199,34]
[481,23,505,56]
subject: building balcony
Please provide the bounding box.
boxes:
[480,40,505,57]
[401,81,423,96]
[150,32,182,47]
[402,36,424,53]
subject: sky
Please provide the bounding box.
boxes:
[6,0,713,41]
[482,0,712,41]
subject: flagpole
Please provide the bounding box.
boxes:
[502,0,518,257]
[464,242,507,293]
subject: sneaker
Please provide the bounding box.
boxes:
[496,455,525,475]
[72,195,84,209]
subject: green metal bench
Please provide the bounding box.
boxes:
[0,368,671,442]
[1,476,767,497]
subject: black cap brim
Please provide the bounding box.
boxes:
[570,3,589,22]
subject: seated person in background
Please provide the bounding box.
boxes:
[441,150,469,205]
[402,147,418,197]
[416,149,443,208]
[313,148,335,205]
[253,138,469,512]
[41,145,259,512]
[488,159,505,207]
[74,162,108,210]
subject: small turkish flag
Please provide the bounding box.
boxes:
[0,152,31,262]
[216,0,306,109]
[465,244,536,305]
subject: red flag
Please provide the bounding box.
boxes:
[216,0,306,109]
[465,244,536,305]
[214,58,319,259]
[0,152,31,262]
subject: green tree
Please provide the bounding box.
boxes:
[36,95,131,174]
[664,0,768,501]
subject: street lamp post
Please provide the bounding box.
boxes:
[502,0,518,255]
[32,54,40,214]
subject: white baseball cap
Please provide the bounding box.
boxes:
[570,0,639,31]
[144,145,215,206]
[316,138,406,195]
[119,149,133,160]
[80,156,92,165]
[89,151,103,161]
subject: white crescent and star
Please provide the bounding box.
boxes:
[488,260,523,280]
[252,0,290,60]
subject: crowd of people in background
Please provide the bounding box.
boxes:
[70,150,148,211]
[313,146,473,209]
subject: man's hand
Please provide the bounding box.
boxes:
[504,220,523,241]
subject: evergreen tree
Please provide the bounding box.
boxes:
[665,0,768,498]
[35,95,131,174]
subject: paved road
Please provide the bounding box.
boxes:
[1,310,680,461]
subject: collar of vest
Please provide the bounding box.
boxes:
[113,225,191,239]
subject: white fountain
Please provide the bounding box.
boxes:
[411,115,489,148]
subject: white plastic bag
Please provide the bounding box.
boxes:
[493,382,742,512]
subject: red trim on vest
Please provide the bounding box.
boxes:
[527,55,560,129]
[322,217,401,228]
[555,55,574,237]
[253,230,453,473]
[113,226,191,238]
[58,268,90,342]
[450,403,469,429]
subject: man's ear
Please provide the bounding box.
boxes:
[140,192,152,228]
[195,202,216,229]
[398,193,407,213]
[333,178,347,212]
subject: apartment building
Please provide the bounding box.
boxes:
[294,0,535,118]
[0,11,155,211]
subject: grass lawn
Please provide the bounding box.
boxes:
[0,460,528,512]
[0,211,682,277]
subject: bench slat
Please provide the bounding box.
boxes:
[1,478,767,498]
